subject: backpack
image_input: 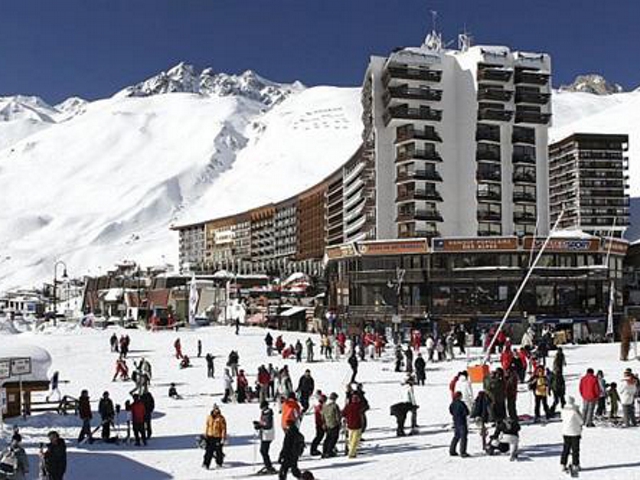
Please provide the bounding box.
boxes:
[0,448,18,476]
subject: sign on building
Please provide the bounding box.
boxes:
[10,358,32,376]
[0,360,10,380]
[0,388,6,414]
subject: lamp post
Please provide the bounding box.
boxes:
[52,260,68,326]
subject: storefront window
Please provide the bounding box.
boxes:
[536,285,554,307]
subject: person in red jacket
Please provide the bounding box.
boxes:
[342,394,364,458]
[130,394,147,446]
[579,368,600,427]
[501,348,514,371]
[449,373,460,399]
[174,338,183,359]
[310,394,327,456]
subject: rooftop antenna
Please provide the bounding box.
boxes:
[458,24,472,52]
[424,9,443,52]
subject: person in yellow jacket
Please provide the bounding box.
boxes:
[203,405,227,469]
[528,366,551,422]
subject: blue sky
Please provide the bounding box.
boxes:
[1,0,638,103]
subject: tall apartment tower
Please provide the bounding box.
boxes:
[358,32,552,240]
[549,133,630,238]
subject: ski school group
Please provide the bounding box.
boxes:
[1,326,639,480]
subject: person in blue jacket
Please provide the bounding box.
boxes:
[449,391,470,457]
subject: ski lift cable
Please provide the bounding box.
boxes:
[482,207,565,365]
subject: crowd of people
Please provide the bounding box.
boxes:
[5,323,640,480]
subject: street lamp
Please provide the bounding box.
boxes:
[52,260,68,325]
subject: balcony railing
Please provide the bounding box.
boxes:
[398,229,441,239]
[396,189,443,202]
[395,128,442,144]
[477,211,502,222]
[396,148,442,163]
[515,89,551,104]
[478,87,514,102]
[477,169,502,182]
[397,209,443,223]
[477,66,513,82]
[476,149,502,162]
[512,153,537,165]
[513,191,537,203]
[514,212,537,223]
[513,171,537,183]
[477,190,502,201]
[515,70,550,85]
[384,86,443,105]
[383,66,443,84]
[478,108,514,122]
[476,129,501,142]
[514,110,552,124]
[384,106,443,125]
[412,169,443,182]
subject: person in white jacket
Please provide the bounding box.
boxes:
[455,371,474,413]
[222,368,235,404]
[560,396,583,473]
[619,371,638,427]
[405,376,418,434]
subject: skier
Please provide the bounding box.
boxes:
[197,339,202,358]
[265,332,274,356]
[404,346,414,374]
[276,368,294,412]
[578,368,600,427]
[257,365,271,405]
[607,382,620,420]
[449,391,470,457]
[560,396,583,475]
[0,433,29,480]
[297,370,315,413]
[136,357,153,381]
[130,394,147,446]
[255,400,277,474]
[394,345,403,372]
[425,335,435,362]
[112,357,129,381]
[203,405,227,469]
[275,335,285,355]
[471,390,491,450]
[595,370,607,418]
[43,431,66,480]
[174,338,183,359]
[529,366,551,422]
[553,347,566,376]
[342,393,364,458]
[619,370,638,427]
[279,424,304,479]
[236,370,249,403]
[305,337,315,363]
[348,351,358,384]
[310,394,326,456]
[321,392,341,458]
[295,340,303,363]
[550,368,567,414]
[141,390,155,439]
[47,370,62,402]
[98,391,115,441]
[456,371,474,413]
[486,418,520,461]
[206,353,215,378]
[414,353,426,386]
[485,369,506,422]
[234,317,240,335]
[77,390,93,444]
[110,333,118,353]
[227,351,240,376]
[404,376,418,434]
[505,366,519,419]
[281,392,302,431]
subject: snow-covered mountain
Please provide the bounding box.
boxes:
[0,63,639,291]
[559,74,624,95]
[0,64,361,290]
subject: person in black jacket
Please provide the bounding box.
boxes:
[98,391,115,440]
[449,392,470,457]
[279,424,304,480]
[140,391,155,439]
[414,354,426,386]
[470,390,491,450]
[297,370,315,413]
[348,352,358,384]
[44,431,67,480]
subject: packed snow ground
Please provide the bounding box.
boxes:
[3,326,640,479]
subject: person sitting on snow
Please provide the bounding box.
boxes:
[486,418,520,461]
[168,383,182,399]
[180,355,191,369]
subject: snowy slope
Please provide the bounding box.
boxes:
[0,67,362,291]
[4,325,640,480]
[1,64,639,291]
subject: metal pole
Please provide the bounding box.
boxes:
[483,209,564,365]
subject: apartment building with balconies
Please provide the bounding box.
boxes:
[549,133,630,238]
